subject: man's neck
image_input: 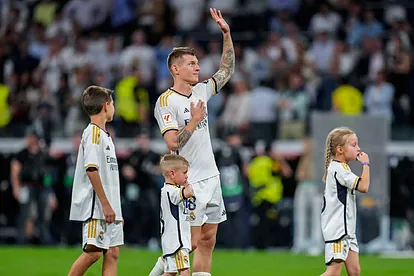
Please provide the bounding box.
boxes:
[172,79,193,96]
[90,115,107,131]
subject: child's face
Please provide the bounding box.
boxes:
[341,134,360,161]
[172,166,188,186]
[105,98,115,122]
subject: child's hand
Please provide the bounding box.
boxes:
[357,152,369,164]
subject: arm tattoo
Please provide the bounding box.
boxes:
[212,34,235,91]
[177,128,192,148]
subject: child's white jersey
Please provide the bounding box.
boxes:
[154,79,220,183]
[160,184,194,257]
[70,124,122,222]
[321,160,360,242]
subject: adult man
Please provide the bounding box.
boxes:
[152,8,235,276]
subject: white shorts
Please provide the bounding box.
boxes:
[164,248,190,273]
[82,219,124,250]
[191,175,227,226]
[325,235,359,265]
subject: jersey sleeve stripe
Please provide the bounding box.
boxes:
[85,164,99,169]
[340,163,348,170]
[160,90,173,107]
[161,127,178,136]
[92,126,101,145]
[211,77,218,95]
[87,220,91,238]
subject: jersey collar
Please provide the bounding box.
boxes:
[169,88,192,99]
[90,123,110,136]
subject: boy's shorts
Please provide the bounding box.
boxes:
[325,235,359,265]
[164,248,190,273]
[191,175,227,226]
[82,219,124,250]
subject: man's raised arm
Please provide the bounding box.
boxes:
[210,8,235,91]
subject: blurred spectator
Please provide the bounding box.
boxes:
[45,7,73,39]
[33,0,58,27]
[115,66,150,137]
[278,72,309,139]
[309,3,341,36]
[58,130,82,245]
[0,83,11,135]
[248,141,291,249]
[121,133,161,248]
[63,0,111,31]
[215,132,248,249]
[364,70,395,121]
[120,30,155,85]
[10,129,56,244]
[217,76,250,139]
[309,31,335,73]
[292,137,322,254]
[248,79,279,144]
[331,78,363,115]
[361,10,383,39]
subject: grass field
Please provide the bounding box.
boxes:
[0,247,413,275]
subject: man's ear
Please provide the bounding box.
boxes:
[171,64,179,75]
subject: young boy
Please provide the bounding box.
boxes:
[155,154,195,276]
[68,86,123,276]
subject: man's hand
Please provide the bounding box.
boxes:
[210,8,230,34]
[102,203,116,223]
[190,100,206,123]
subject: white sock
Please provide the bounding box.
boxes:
[192,273,211,276]
[148,257,164,276]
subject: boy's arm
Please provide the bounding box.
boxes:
[86,168,115,223]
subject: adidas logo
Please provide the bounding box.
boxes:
[106,145,110,151]
[221,210,226,216]
[184,108,190,113]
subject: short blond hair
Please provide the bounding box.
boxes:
[322,126,355,182]
[160,154,189,177]
[167,47,196,76]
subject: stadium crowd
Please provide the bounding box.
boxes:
[1,0,414,252]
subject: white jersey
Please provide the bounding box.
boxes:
[321,160,360,242]
[160,183,193,257]
[70,124,122,222]
[154,78,220,183]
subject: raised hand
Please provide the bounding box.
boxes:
[210,8,230,34]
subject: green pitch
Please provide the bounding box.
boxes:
[0,247,413,275]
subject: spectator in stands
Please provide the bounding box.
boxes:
[331,77,363,115]
[217,76,250,139]
[278,72,309,139]
[364,70,395,121]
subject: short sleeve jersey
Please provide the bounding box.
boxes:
[154,78,219,183]
[321,160,360,242]
[69,124,122,222]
